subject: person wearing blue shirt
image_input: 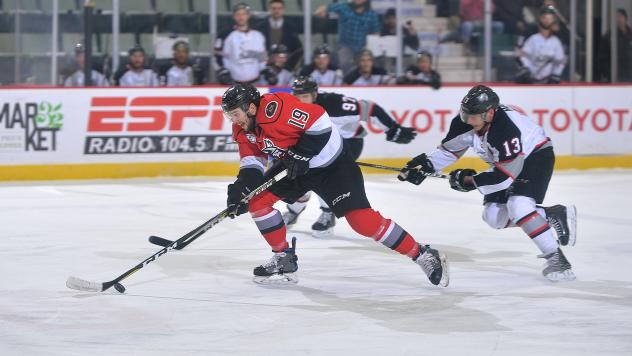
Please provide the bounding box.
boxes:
[315,0,380,73]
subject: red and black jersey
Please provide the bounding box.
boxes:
[233,92,343,174]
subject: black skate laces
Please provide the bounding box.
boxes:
[418,250,440,276]
[547,216,566,237]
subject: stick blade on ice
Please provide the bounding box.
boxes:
[66,276,103,292]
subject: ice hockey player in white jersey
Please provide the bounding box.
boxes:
[63,43,109,87]
[282,76,417,236]
[113,45,159,87]
[398,85,576,281]
[298,45,343,85]
[515,6,566,84]
[215,3,267,84]
[258,44,295,86]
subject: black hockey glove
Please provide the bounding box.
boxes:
[397,153,434,185]
[386,126,417,144]
[282,147,312,180]
[226,181,251,218]
[449,168,477,192]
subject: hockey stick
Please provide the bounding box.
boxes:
[66,170,288,293]
[147,161,449,250]
[356,161,449,179]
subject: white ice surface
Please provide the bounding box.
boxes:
[1,171,632,356]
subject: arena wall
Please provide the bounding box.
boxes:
[1,85,631,181]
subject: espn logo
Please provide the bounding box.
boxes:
[87,96,225,132]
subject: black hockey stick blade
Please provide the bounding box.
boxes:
[149,235,175,248]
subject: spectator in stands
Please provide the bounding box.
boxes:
[259,44,295,86]
[343,49,393,85]
[515,6,565,84]
[113,45,159,86]
[315,0,380,73]
[298,45,343,85]
[598,8,632,82]
[256,0,303,71]
[459,0,504,53]
[380,8,420,53]
[161,41,204,86]
[397,51,441,89]
[215,3,267,84]
[493,0,526,35]
[64,43,109,87]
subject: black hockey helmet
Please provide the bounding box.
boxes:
[292,76,318,95]
[221,83,261,114]
[460,85,499,123]
[313,45,331,58]
[269,43,288,56]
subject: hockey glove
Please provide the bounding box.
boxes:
[397,153,434,185]
[386,126,417,144]
[449,168,477,192]
[226,181,251,218]
[282,147,312,180]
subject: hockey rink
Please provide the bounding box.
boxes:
[1,171,631,356]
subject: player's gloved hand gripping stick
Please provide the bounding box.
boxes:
[65,169,288,294]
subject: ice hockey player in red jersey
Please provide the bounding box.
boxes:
[281,76,417,237]
[398,85,576,281]
[222,83,449,287]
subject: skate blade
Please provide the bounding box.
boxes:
[545,269,576,282]
[567,205,577,247]
[439,254,450,287]
[312,228,334,238]
[253,273,298,285]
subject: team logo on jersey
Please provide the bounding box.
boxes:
[261,138,285,159]
[265,101,278,119]
[245,133,256,144]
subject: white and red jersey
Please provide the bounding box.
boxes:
[428,104,551,195]
[233,92,343,174]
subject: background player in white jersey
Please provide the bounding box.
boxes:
[298,45,343,85]
[398,85,576,281]
[221,83,448,286]
[113,45,159,87]
[515,6,566,84]
[215,3,267,84]
[162,41,198,86]
[282,76,417,236]
[258,44,295,86]
[63,43,109,87]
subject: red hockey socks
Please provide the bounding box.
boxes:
[345,208,421,259]
[249,191,288,252]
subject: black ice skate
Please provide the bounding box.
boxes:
[543,204,577,246]
[539,248,575,281]
[253,237,299,285]
[282,204,305,227]
[414,245,449,287]
[311,207,336,237]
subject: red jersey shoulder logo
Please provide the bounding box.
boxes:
[265,101,279,119]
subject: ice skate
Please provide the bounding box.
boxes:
[414,245,449,287]
[311,208,336,237]
[543,204,577,246]
[282,204,305,227]
[538,248,576,281]
[253,237,299,285]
